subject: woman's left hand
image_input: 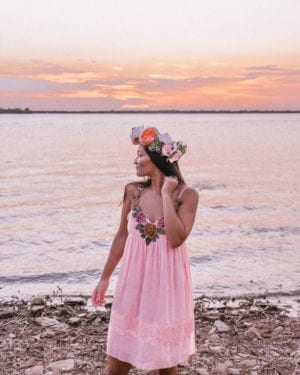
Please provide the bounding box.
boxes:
[161,176,178,196]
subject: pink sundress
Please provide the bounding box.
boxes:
[107,190,195,370]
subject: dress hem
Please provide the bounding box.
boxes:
[106,350,196,371]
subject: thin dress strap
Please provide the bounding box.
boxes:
[175,186,188,209]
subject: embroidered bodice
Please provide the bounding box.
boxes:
[130,185,182,246]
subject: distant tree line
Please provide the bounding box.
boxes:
[0,107,31,113]
[0,107,299,114]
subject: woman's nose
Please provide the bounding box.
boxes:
[133,157,137,164]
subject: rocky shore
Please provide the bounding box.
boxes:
[0,294,299,375]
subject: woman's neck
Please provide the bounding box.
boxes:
[149,172,164,193]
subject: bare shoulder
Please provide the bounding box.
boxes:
[124,181,142,201]
[179,185,199,202]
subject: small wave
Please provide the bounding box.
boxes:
[194,225,300,237]
[189,255,212,265]
[192,182,228,191]
[0,268,102,284]
[208,204,271,211]
[252,226,300,235]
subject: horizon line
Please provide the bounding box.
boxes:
[1,108,300,114]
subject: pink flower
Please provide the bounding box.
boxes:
[136,211,147,224]
[168,150,182,163]
[162,143,173,156]
[157,217,164,228]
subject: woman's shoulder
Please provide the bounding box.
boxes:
[176,184,199,203]
[124,181,144,199]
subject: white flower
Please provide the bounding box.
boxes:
[158,132,172,144]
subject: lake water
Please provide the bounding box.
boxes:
[0,113,299,302]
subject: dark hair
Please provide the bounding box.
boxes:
[144,146,185,185]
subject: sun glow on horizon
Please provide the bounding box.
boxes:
[1,0,300,110]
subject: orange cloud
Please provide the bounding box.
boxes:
[0,58,299,110]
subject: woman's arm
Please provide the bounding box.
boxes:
[162,178,199,248]
[92,183,135,306]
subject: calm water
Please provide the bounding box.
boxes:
[0,113,299,300]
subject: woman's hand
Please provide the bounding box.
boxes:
[92,279,109,306]
[161,176,178,196]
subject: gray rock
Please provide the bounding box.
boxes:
[31,298,45,306]
[30,305,45,316]
[35,316,60,327]
[202,312,222,321]
[34,316,68,331]
[96,306,108,318]
[64,297,85,306]
[68,317,82,326]
[196,369,209,375]
[47,358,75,371]
[214,319,231,333]
[0,307,15,319]
[244,326,262,340]
[24,365,44,375]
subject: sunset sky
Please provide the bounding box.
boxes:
[1,0,300,110]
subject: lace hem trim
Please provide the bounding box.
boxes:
[109,310,194,345]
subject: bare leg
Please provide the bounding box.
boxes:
[157,366,178,375]
[105,356,132,375]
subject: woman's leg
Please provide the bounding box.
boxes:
[105,356,132,375]
[157,366,178,374]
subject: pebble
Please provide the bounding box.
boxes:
[24,365,44,375]
[244,326,262,340]
[68,317,82,326]
[212,319,231,333]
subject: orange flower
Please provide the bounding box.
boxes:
[144,223,157,238]
[139,127,158,146]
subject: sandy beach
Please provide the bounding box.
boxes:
[0,294,299,375]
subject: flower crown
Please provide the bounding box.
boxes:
[130,126,187,163]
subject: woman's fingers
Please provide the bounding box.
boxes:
[92,280,109,306]
[92,288,104,306]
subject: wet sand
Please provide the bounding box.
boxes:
[0,294,299,374]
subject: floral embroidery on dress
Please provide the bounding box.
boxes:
[132,205,165,245]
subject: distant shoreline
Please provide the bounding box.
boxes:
[1,109,300,114]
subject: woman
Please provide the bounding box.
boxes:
[92,126,199,375]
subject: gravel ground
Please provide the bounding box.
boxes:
[0,294,299,375]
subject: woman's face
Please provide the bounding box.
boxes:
[134,145,155,177]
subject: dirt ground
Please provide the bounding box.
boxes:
[0,294,299,374]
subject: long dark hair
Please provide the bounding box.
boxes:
[123,145,186,201]
[144,146,185,185]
